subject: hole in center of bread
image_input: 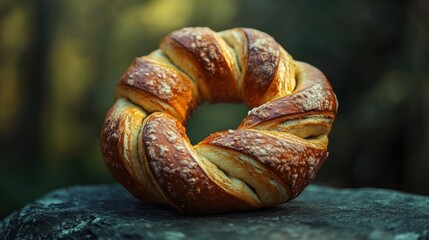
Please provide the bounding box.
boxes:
[186,102,248,145]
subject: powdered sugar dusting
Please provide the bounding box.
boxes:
[247,103,272,120]
[123,59,189,101]
[174,145,186,152]
[306,156,318,181]
[143,114,214,203]
[293,83,332,112]
[102,99,134,161]
[165,130,178,143]
[158,81,172,97]
[171,27,221,74]
[105,116,119,143]
[191,31,218,74]
[210,130,306,167]
[208,129,324,196]
[245,82,334,124]
[245,29,280,87]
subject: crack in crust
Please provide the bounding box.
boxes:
[100,27,338,214]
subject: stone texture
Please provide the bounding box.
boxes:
[1,184,428,240]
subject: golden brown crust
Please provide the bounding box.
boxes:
[100,99,162,204]
[240,61,337,129]
[142,113,260,213]
[100,27,339,214]
[242,28,285,107]
[160,27,241,103]
[199,129,327,199]
[116,57,200,123]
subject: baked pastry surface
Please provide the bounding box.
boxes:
[100,27,338,213]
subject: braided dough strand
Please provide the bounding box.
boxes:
[100,27,338,213]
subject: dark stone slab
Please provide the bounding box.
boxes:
[1,184,428,240]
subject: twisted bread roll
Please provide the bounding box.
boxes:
[101,27,338,214]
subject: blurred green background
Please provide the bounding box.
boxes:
[1,0,428,219]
